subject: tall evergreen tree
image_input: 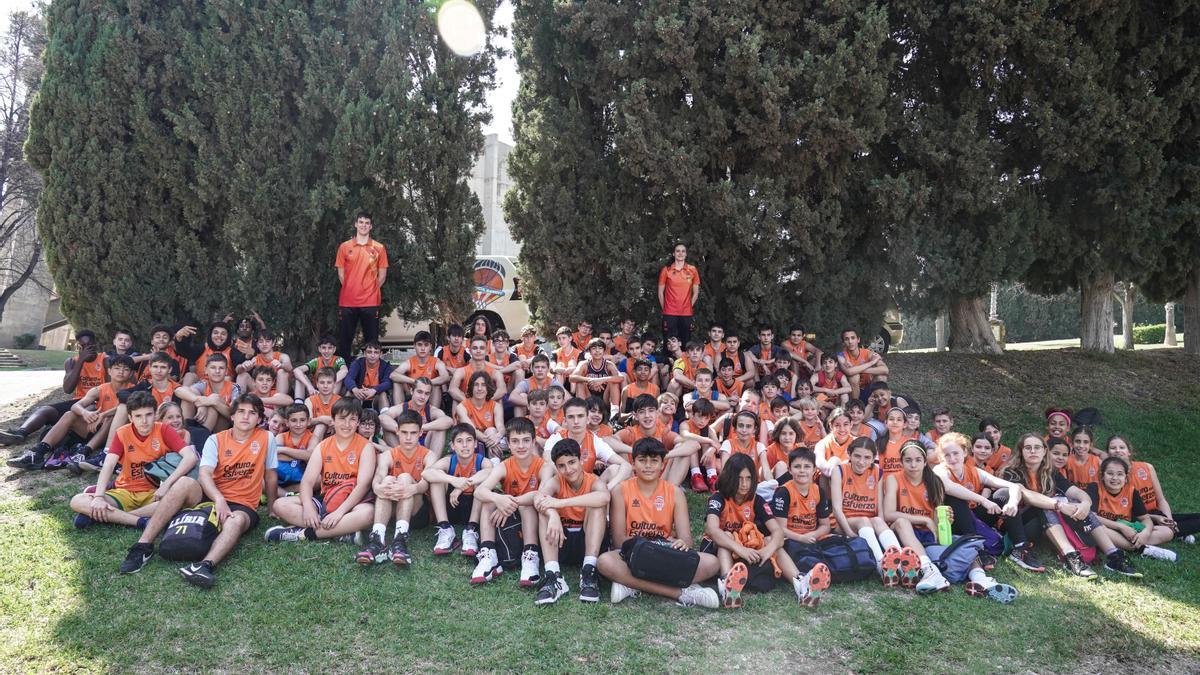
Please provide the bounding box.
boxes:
[505,0,897,345]
[28,0,497,348]
[1010,2,1187,352]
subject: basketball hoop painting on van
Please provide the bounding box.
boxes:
[473,258,506,309]
[430,0,486,57]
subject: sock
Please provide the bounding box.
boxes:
[481,540,495,551]
[545,561,561,574]
[706,468,717,478]
[583,555,598,568]
[968,567,996,588]
[878,530,901,551]
[371,523,386,539]
[304,527,318,541]
[437,520,451,529]
[395,520,409,536]
[858,527,884,562]
[135,517,149,530]
[522,543,539,554]
[690,466,701,476]
[919,554,932,568]
[466,522,480,532]
[201,559,215,569]
[1102,544,1118,555]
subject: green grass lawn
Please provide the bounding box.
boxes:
[2,350,1199,673]
[1,349,74,370]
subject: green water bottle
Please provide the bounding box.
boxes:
[936,505,953,546]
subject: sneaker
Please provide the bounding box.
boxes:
[519,549,541,587]
[264,525,306,542]
[1103,551,1143,578]
[120,543,154,574]
[1008,545,1046,572]
[579,563,600,603]
[135,517,149,530]
[0,428,26,446]
[1062,551,1097,579]
[610,581,640,604]
[470,548,502,585]
[915,563,950,594]
[433,526,459,555]
[1184,535,1196,545]
[966,581,1018,603]
[179,560,215,589]
[1141,545,1177,562]
[42,448,71,470]
[677,584,720,609]
[794,562,832,608]
[881,546,922,589]
[390,532,412,566]
[72,513,95,529]
[690,472,709,493]
[706,475,718,492]
[534,570,569,605]
[79,452,107,472]
[65,453,87,475]
[8,442,51,470]
[721,562,748,608]
[461,528,480,557]
[355,532,387,565]
[978,553,997,571]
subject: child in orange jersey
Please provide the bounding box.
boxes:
[1106,435,1200,543]
[793,398,826,448]
[533,439,612,605]
[304,367,339,440]
[422,424,494,557]
[355,411,432,566]
[1062,426,1101,490]
[977,417,1013,474]
[1090,456,1178,562]
[814,407,856,477]
[830,437,897,575]
[551,326,580,385]
[389,330,450,408]
[234,330,293,396]
[810,354,850,413]
[768,449,835,607]
[836,328,888,400]
[456,371,505,457]
[927,407,954,444]
[598,438,722,609]
[470,417,552,587]
[266,397,377,544]
[275,403,316,490]
[292,335,348,400]
[175,354,237,432]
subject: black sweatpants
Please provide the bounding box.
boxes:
[337,306,380,361]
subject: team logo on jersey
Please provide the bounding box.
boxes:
[151,438,161,451]
[348,452,357,465]
[867,475,877,489]
[250,441,261,455]
[325,455,334,463]
[631,498,641,508]
[1137,468,1149,480]
[654,495,666,511]
[1120,497,1129,508]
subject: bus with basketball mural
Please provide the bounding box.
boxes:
[380,256,530,350]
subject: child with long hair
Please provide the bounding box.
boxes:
[814,407,856,477]
[1090,457,1178,562]
[1106,435,1200,544]
[829,437,901,579]
[764,418,800,481]
[1062,427,1101,490]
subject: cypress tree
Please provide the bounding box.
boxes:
[505,0,897,345]
[28,0,497,348]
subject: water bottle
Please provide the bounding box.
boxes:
[936,505,953,546]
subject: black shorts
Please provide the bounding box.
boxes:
[557,527,610,566]
[230,502,260,530]
[445,493,475,526]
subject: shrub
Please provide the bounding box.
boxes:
[1132,323,1166,345]
[12,333,36,349]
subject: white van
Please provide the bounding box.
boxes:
[380,256,530,349]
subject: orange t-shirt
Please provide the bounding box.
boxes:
[388,445,431,481]
[502,455,544,496]
[73,357,108,398]
[724,435,762,472]
[1096,483,1138,522]
[458,361,497,393]
[658,263,700,316]
[211,427,272,510]
[95,382,128,414]
[797,420,825,446]
[779,481,823,534]
[841,348,877,386]
[406,356,440,381]
[880,432,917,476]
[111,423,172,492]
[307,393,336,420]
[276,429,314,450]
[318,434,370,510]
[764,442,792,470]
[716,377,743,400]
[463,398,498,430]
[148,380,180,406]
[895,476,935,524]
[199,346,232,374]
[985,444,1013,474]
[203,380,235,405]
[439,344,468,369]
[335,237,388,307]
[621,477,676,540]
[557,472,599,528]
[947,465,983,509]
[553,346,580,369]
[253,351,282,369]
[840,466,879,518]
[622,380,661,400]
[1063,454,1100,490]
[1129,461,1159,512]
[817,433,854,465]
[617,423,677,451]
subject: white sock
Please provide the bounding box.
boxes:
[706,468,717,478]
[545,561,561,573]
[858,527,884,562]
[583,555,598,568]
[919,554,932,568]
[371,523,386,538]
[878,530,901,551]
[690,466,701,476]
[395,520,409,536]
[968,568,996,588]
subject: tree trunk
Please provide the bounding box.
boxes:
[1113,282,1135,350]
[1079,271,1115,352]
[1164,302,1177,347]
[948,296,1002,354]
[935,310,947,352]
[1185,268,1200,356]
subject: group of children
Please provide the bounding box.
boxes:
[3,316,1193,606]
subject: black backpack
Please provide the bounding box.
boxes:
[159,502,220,562]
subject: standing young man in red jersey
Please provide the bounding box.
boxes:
[657,242,700,347]
[335,212,389,361]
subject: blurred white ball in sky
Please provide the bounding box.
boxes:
[437,0,486,57]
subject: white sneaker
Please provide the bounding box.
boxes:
[519,549,541,587]
[716,574,727,601]
[791,573,810,602]
[264,525,305,542]
[610,581,640,604]
[1183,535,1195,545]
[470,548,501,584]
[433,526,459,555]
[915,564,949,594]
[1142,545,1178,562]
[461,528,480,557]
[677,584,720,609]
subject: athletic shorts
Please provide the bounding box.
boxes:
[557,527,609,566]
[913,528,936,546]
[276,460,304,485]
[105,488,156,511]
[445,492,475,526]
[229,502,260,530]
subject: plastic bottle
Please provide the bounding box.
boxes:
[936,505,953,546]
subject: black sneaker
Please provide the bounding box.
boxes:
[1104,551,1143,578]
[120,543,155,574]
[534,570,568,605]
[7,442,51,470]
[1063,551,1097,580]
[79,452,107,472]
[389,532,412,566]
[978,553,997,571]
[355,532,387,565]
[1008,545,1045,572]
[0,428,26,446]
[579,563,600,603]
[179,560,216,588]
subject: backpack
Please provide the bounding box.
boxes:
[1059,516,1098,565]
[783,535,877,583]
[144,452,200,485]
[925,535,985,583]
[620,536,701,588]
[495,513,525,570]
[159,502,220,562]
[447,453,486,475]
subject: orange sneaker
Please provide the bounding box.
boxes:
[896,547,923,589]
[797,562,832,607]
[880,547,903,587]
[721,562,749,609]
